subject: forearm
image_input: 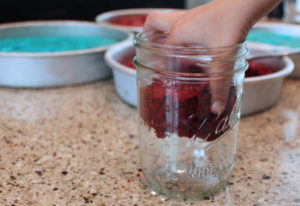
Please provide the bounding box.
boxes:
[219,0,282,34]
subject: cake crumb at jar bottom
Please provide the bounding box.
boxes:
[139,123,238,200]
[145,170,231,200]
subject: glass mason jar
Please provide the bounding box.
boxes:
[134,32,248,200]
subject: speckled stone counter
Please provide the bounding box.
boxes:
[0,79,299,206]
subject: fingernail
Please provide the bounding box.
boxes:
[211,101,225,114]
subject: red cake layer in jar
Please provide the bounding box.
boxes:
[135,59,275,141]
[140,78,237,142]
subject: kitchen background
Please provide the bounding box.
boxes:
[0,0,183,23]
[0,0,286,24]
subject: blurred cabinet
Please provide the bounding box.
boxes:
[0,0,184,23]
[185,0,210,9]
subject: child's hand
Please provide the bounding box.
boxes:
[144,0,281,114]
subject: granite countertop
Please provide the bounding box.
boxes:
[0,79,299,206]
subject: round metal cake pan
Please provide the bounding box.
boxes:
[96,8,176,33]
[251,22,300,78]
[0,20,132,87]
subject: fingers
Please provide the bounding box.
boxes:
[166,20,231,115]
[142,11,186,73]
[143,9,234,115]
[210,74,231,114]
[143,11,185,33]
[210,60,237,114]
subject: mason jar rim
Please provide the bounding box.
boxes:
[134,31,248,77]
[133,56,248,79]
[134,31,248,55]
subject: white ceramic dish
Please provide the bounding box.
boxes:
[250,22,300,78]
[105,41,294,116]
[0,21,132,88]
[96,8,175,33]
